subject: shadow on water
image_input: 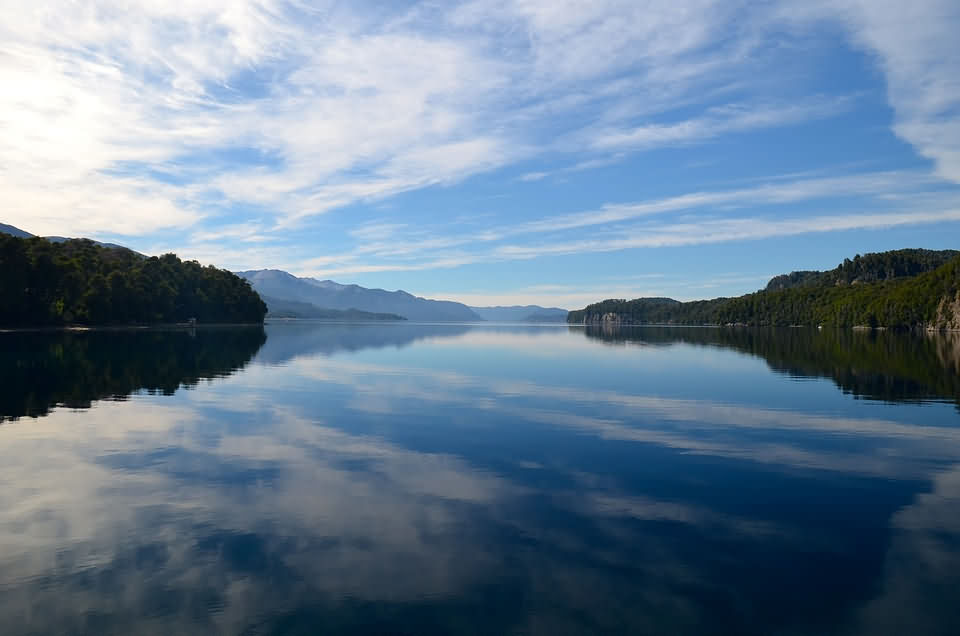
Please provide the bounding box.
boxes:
[0,326,266,421]
[580,325,960,407]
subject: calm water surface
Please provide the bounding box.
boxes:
[1,323,959,635]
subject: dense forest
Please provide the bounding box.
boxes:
[569,249,960,329]
[0,234,267,326]
[764,249,958,290]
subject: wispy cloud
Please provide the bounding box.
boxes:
[0,0,901,238]
[491,208,960,260]
[510,171,940,234]
[295,202,960,281]
[417,275,770,308]
[291,170,959,278]
[590,98,853,151]
[778,0,960,181]
[518,171,550,182]
[189,222,272,244]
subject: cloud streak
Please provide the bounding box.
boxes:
[590,98,853,151]
[292,171,960,278]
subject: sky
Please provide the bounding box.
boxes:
[2,1,960,309]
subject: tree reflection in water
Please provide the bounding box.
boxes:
[0,327,266,421]
[581,326,960,407]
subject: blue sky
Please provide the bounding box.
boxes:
[3,1,959,308]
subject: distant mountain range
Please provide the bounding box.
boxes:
[238,269,482,322]
[468,305,568,322]
[0,223,32,238]
[239,269,568,323]
[2,222,568,323]
[0,223,140,253]
[260,295,405,321]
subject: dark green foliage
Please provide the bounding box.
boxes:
[0,235,267,325]
[569,252,960,328]
[0,327,266,421]
[764,248,958,290]
[568,296,722,325]
[765,270,820,291]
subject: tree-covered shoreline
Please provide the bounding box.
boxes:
[569,250,960,329]
[0,235,267,326]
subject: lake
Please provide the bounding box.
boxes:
[1,323,959,635]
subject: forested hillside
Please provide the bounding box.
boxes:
[569,251,960,329]
[0,235,266,326]
[765,249,958,290]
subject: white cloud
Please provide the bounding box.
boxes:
[451,0,751,84]
[188,221,271,243]
[348,222,408,241]
[590,98,852,151]
[0,1,517,235]
[778,0,960,182]
[846,0,960,181]
[292,204,960,283]
[510,170,938,234]
[291,170,958,279]
[518,171,550,182]
[1,0,957,255]
[492,208,960,260]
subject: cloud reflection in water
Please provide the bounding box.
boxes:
[0,323,957,635]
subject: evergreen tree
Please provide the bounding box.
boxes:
[0,235,267,326]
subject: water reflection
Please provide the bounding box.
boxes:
[0,323,958,634]
[256,321,471,364]
[847,465,960,635]
[0,327,265,421]
[581,325,960,406]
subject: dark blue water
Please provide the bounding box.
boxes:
[1,323,959,635]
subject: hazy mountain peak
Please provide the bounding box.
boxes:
[303,278,349,291]
[1,222,141,254]
[0,223,34,238]
[238,269,571,322]
[468,305,569,322]
[237,269,299,280]
[237,269,482,322]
